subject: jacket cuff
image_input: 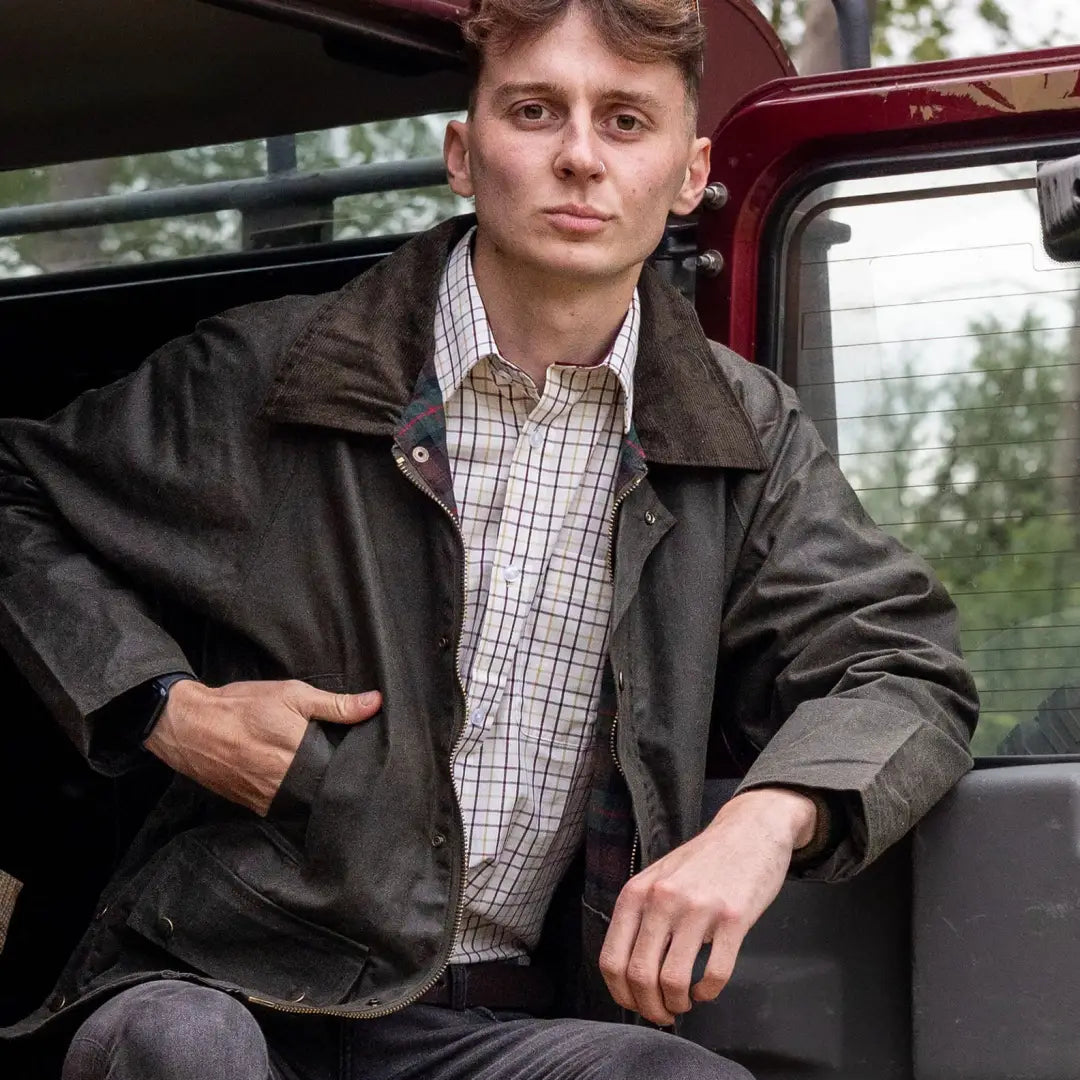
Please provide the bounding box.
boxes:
[732,780,849,871]
[88,669,195,774]
[786,788,846,868]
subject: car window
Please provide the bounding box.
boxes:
[0,112,467,278]
[779,161,1080,757]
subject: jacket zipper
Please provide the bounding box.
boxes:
[249,451,471,1020]
[606,472,645,881]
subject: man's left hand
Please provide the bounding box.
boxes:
[598,787,817,1026]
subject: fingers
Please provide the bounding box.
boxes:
[625,909,677,1025]
[659,927,711,1018]
[691,934,738,1003]
[598,885,644,1015]
[603,907,738,1024]
[287,682,382,725]
[600,880,703,1026]
[599,831,763,1026]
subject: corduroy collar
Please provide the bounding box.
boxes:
[261,216,767,471]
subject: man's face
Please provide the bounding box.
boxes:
[444,8,711,285]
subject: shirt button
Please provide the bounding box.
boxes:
[529,429,544,449]
[503,564,521,582]
[470,707,483,726]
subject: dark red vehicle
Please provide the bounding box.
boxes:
[3,1,1080,1076]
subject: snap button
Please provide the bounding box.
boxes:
[411,446,430,464]
[157,915,174,938]
[617,671,625,691]
[48,993,66,1012]
[431,832,446,848]
[96,905,109,919]
[644,510,657,525]
[288,989,307,1003]
[366,997,381,1007]
[437,634,451,650]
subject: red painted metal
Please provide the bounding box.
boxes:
[696,0,795,136]
[365,0,467,22]
[696,45,1080,356]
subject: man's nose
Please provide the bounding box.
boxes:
[553,120,606,182]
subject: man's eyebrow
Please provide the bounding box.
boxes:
[489,82,668,114]
[598,88,667,113]
[490,81,561,108]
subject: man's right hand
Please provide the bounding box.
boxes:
[143,679,382,815]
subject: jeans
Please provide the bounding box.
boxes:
[61,980,754,1080]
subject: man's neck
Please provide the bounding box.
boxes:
[471,232,639,393]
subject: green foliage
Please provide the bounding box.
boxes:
[0,114,468,277]
[847,315,1080,755]
[752,0,1022,63]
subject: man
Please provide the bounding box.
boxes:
[0,0,977,1077]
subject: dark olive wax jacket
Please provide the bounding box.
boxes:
[0,217,977,1037]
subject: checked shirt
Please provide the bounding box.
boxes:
[433,230,639,963]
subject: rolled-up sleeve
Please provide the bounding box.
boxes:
[723,372,978,881]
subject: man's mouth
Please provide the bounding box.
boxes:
[544,204,613,235]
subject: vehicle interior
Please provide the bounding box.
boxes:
[5,1,1080,1078]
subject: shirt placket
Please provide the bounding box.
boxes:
[454,370,585,870]
[434,229,640,963]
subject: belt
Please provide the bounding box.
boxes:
[417,961,556,1015]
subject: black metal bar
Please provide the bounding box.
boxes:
[0,158,448,240]
[266,135,299,176]
[832,0,873,70]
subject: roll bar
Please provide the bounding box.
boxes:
[832,0,873,69]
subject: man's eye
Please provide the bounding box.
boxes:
[519,103,547,121]
[613,114,642,132]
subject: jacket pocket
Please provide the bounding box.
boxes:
[265,672,345,840]
[127,833,369,1006]
[267,719,334,825]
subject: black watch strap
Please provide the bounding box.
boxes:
[140,672,196,743]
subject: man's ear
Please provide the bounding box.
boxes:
[670,136,712,216]
[444,120,475,199]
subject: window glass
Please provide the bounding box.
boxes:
[0,113,468,277]
[781,162,1080,756]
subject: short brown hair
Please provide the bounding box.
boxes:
[462,0,705,106]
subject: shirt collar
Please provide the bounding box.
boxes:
[433,227,639,433]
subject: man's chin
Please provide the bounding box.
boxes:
[522,237,641,284]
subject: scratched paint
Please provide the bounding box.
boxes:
[929,70,1080,114]
[909,104,944,121]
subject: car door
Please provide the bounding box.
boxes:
[681,47,1080,1080]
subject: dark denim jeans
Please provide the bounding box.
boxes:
[61,980,754,1080]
